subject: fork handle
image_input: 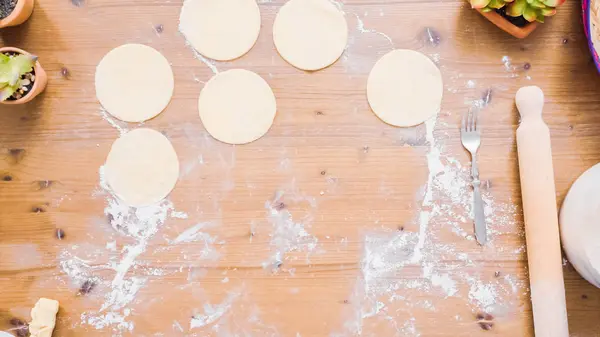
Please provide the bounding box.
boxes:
[471,158,487,245]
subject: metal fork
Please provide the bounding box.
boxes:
[461,108,487,246]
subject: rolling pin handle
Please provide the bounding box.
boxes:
[516,86,544,119]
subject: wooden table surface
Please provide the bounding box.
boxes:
[1,0,600,336]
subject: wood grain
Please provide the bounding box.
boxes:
[1,0,600,336]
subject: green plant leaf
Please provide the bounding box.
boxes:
[0,84,17,102]
[507,0,527,16]
[8,55,35,84]
[481,6,493,11]
[530,0,546,8]
[0,54,36,87]
[541,7,557,15]
[536,14,545,22]
[0,54,10,64]
[543,0,564,6]
[488,0,506,9]
[470,0,492,9]
[523,6,538,21]
[0,63,13,84]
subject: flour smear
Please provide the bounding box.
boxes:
[59,166,190,335]
[262,185,321,273]
[334,115,526,336]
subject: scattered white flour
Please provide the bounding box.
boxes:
[170,222,220,260]
[59,166,190,335]
[178,4,219,75]
[99,107,128,135]
[501,55,519,78]
[335,113,524,336]
[501,55,512,71]
[353,13,394,47]
[467,277,498,311]
[190,291,239,330]
[262,187,320,272]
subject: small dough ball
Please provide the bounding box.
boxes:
[105,128,179,207]
[273,0,348,71]
[96,44,174,123]
[179,0,261,61]
[367,49,443,127]
[29,298,59,337]
[560,163,600,288]
[198,69,276,145]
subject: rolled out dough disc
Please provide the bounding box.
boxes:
[198,69,276,145]
[367,49,443,127]
[273,0,348,71]
[96,44,174,123]
[179,0,261,61]
[105,128,179,207]
[560,163,600,288]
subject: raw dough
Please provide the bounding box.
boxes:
[367,49,443,127]
[273,0,348,71]
[560,162,600,288]
[29,298,59,337]
[95,44,174,123]
[105,128,179,207]
[179,0,261,61]
[198,69,276,145]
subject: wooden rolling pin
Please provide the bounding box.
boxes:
[516,86,569,337]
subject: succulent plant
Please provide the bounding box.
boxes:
[470,0,564,22]
[0,53,37,101]
[470,0,514,12]
[506,0,565,23]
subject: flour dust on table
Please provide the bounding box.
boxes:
[333,115,526,336]
[58,166,192,335]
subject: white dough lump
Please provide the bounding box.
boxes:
[560,162,600,288]
[95,44,174,123]
[104,128,180,207]
[198,69,277,145]
[273,0,348,71]
[179,0,261,61]
[367,49,443,127]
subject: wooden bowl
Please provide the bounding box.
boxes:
[583,0,600,73]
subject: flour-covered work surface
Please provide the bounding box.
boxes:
[0,0,599,336]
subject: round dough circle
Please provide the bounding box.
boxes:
[367,49,443,127]
[179,0,261,61]
[560,163,600,288]
[96,44,174,123]
[198,69,276,145]
[273,0,348,71]
[105,128,179,207]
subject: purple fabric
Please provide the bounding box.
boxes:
[584,0,600,72]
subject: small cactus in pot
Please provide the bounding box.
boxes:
[0,47,48,105]
[506,0,566,23]
[0,53,37,101]
[468,0,566,38]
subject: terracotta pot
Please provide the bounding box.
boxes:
[0,47,47,105]
[0,0,34,28]
[476,9,539,39]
